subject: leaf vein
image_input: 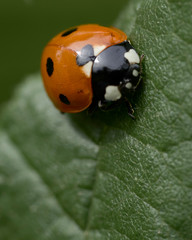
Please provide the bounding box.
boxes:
[100,170,183,237]
[6,133,83,231]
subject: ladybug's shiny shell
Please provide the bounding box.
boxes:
[41,24,127,113]
[41,24,141,115]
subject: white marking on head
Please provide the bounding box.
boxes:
[125,82,133,89]
[124,49,140,64]
[132,69,139,77]
[93,45,106,56]
[81,61,93,77]
[104,86,121,101]
[98,101,103,107]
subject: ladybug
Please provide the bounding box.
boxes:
[41,24,142,117]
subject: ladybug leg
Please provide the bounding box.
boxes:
[60,111,65,114]
[87,99,119,114]
[140,54,145,63]
[98,99,122,111]
[87,99,98,114]
[99,98,135,119]
[124,99,135,119]
[139,54,145,74]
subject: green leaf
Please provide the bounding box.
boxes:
[0,0,192,239]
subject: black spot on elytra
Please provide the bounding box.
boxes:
[76,44,96,66]
[61,27,77,37]
[59,94,70,105]
[46,57,54,76]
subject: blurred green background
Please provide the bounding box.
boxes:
[0,0,127,107]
